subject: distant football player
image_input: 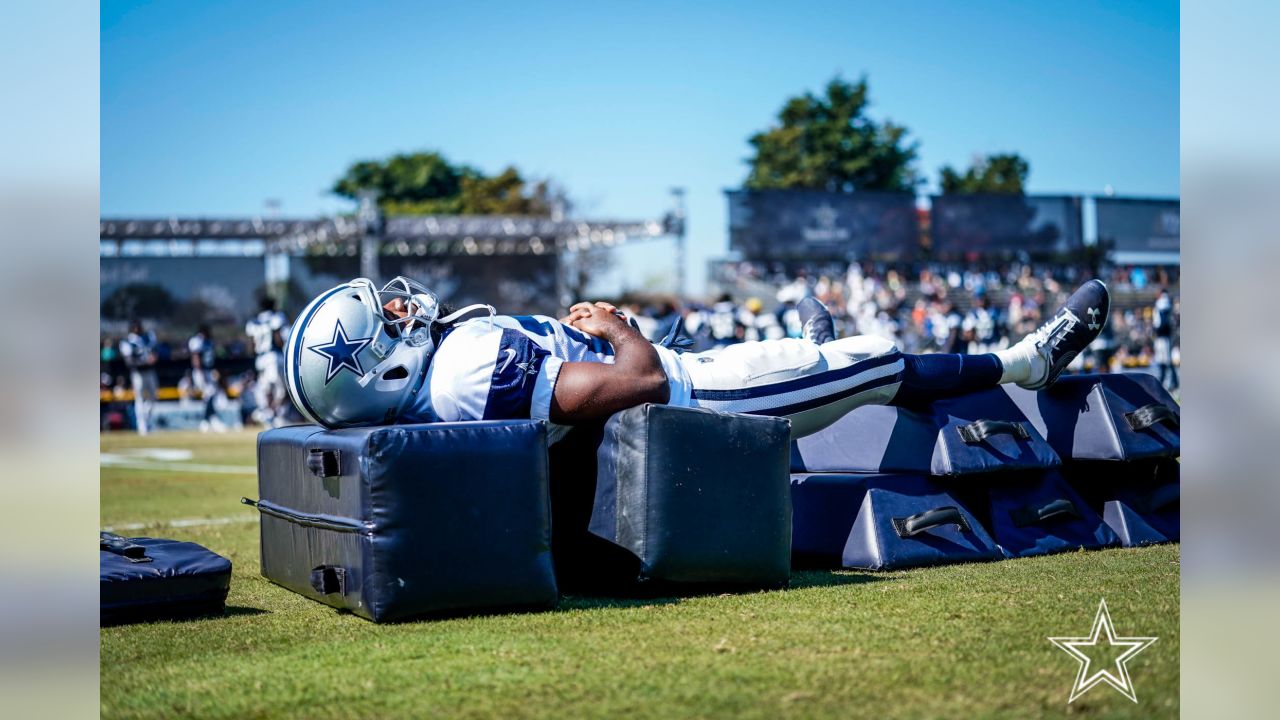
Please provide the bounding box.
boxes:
[119,319,159,435]
[188,324,226,432]
[1152,288,1179,391]
[245,297,290,427]
[285,276,1110,443]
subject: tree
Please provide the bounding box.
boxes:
[938,153,1030,194]
[101,283,176,321]
[332,151,554,216]
[744,76,920,193]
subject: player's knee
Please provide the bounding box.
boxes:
[825,335,898,360]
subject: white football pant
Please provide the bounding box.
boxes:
[677,335,904,438]
[129,369,159,435]
[254,352,288,425]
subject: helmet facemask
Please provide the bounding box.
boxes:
[352,276,497,409]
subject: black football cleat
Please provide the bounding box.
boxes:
[797,296,836,345]
[1016,279,1110,390]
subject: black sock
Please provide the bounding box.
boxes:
[891,353,1004,407]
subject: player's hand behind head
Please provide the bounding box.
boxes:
[564,302,630,340]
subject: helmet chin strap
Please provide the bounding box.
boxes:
[355,303,496,388]
[437,303,496,325]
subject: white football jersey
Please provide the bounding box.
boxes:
[188,333,215,367]
[246,310,288,356]
[119,331,158,369]
[401,315,691,442]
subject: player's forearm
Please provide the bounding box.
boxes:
[601,325,671,404]
[549,324,670,423]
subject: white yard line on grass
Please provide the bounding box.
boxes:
[100,451,256,475]
[100,459,257,474]
[103,516,257,532]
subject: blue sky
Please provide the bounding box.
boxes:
[101,0,1178,295]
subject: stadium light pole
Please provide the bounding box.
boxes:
[357,190,383,283]
[669,187,687,299]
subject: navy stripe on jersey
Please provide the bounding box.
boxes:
[482,329,551,420]
[690,351,901,401]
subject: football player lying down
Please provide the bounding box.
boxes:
[285,276,1110,443]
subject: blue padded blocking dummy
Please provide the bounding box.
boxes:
[791,387,1061,477]
[588,404,793,589]
[1064,459,1180,546]
[966,471,1121,558]
[1002,373,1179,462]
[841,474,1001,571]
[1004,373,1179,546]
[100,533,232,625]
[251,422,559,622]
[789,473,871,564]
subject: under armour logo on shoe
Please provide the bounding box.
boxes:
[1086,307,1101,331]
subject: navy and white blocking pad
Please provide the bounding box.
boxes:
[967,471,1119,558]
[249,422,559,622]
[586,404,793,589]
[789,384,1124,568]
[842,474,1001,570]
[1003,374,1180,546]
[789,471,1114,566]
[100,534,232,625]
[789,474,872,563]
[791,387,1060,476]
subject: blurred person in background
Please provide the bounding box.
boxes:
[707,293,746,347]
[188,324,227,432]
[963,294,1004,354]
[246,296,290,427]
[118,319,159,435]
[1153,287,1179,391]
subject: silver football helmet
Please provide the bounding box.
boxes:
[284,276,492,428]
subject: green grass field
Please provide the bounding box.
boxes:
[101,430,1179,719]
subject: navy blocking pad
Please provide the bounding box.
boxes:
[967,471,1121,558]
[1003,373,1179,461]
[253,422,559,622]
[1063,459,1180,546]
[790,473,872,563]
[101,536,232,625]
[791,387,1060,476]
[842,474,1001,571]
[589,404,793,589]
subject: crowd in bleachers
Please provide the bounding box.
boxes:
[627,261,1180,385]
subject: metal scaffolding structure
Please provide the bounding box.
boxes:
[101,191,689,301]
[100,210,681,258]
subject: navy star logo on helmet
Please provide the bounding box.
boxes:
[308,320,373,384]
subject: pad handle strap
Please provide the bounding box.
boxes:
[957,419,1029,444]
[1010,498,1080,528]
[309,565,347,596]
[307,449,341,478]
[99,531,152,563]
[1125,404,1180,432]
[893,506,969,538]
